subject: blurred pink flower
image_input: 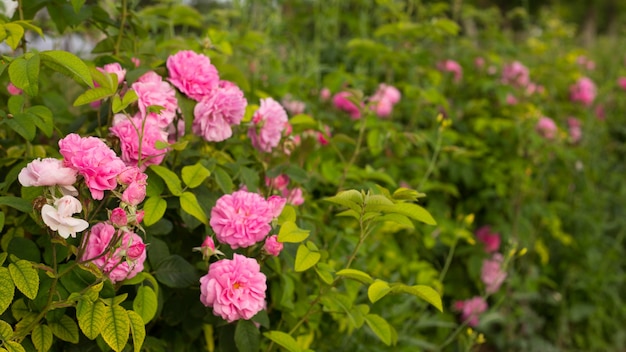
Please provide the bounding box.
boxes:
[618,77,626,90]
[567,117,582,144]
[535,116,558,140]
[481,253,507,294]
[453,296,488,327]
[41,196,89,239]
[286,187,304,206]
[193,80,247,142]
[167,50,220,101]
[59,134,126,200]
[263,235,283,256]
[7,83,22,95]
[131,57,141,67]
[505,94,518,105]
[474,57,485,69]
[281,95,306,115]
[97,63,126,86]
[570,77,596,107]
[132,71,178,128]
[110,114,168,170]
[576,55,595,71]
[437,59,463,83]
[199,254,267,322]
[501,61,530,88]
[332,91,362,119]
[248,98,288,152]
[370,84,401,118]
[18,158,77,188]
[475,226,501,253]
[320,88,331,101]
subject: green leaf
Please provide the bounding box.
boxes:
[364,314,392,346]
[122,89,138,107]
[277,221,309,243]
[336,269,373,284]
[314,263,334,285]
[325,190,363,213]
[294,243,320,272]
[263,331,301,352]
[8,53,39,96]
[3,341,25,352]
[127,310,145,352]
[234,320,259,352]
[111,95,122,113]
[181,163,210,188]
[7,95,24,115]
[5,114,36,141]
[101,305,130,352]
[214,167,233,194]
[4,23,25,50]
[367,203,436,225]
[180,192,208,225]
[73,87,114,106]
[368,280,391,303]
[0,24,6,42]
[49,315,79,344]
[133,286,157,324]
[149,165,183,196]
[0,197,33,213]
[31,324,52,352]
[153,255,198,288]
[392,284,443,312]
[76,299,105,340]
[9,260,39,300]
[142,196,166,227]
[40,50,93,88]
[0,319,13,340]
[12,21,44,37]
[71,0,86,13]
[27,106,54,138]
[277,205,296,225]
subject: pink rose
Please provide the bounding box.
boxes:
[453,296,488,327]
[618,77,626,91]
[569,77,596,106]
[248,98,288,153]
[536,117,558,140]
[265,175,290,192]
[117,166,147,186]
[285,187,304,206]
[97,63,126,86]
[501,61,530,88]
[481,254,507,294]
[167,50,220,101]
[134,210,145,224]
[263,235,283,256]
[475,226,500,253]
[199,254,267,322]
[41,196,89,239]
[210,190,275,249]
[59,134,126,200]
[110,115,168,170]
[568,117,582,144]
[267,195,287,218]
[110,207,128,227]
[505,93,518,105]
[319,88,331,101]
[18,158,77,188]
[126,242,146,261]
[437,60,463,83]
[332,91,361,119]
[281,95,306,115]
[132,71,178,128]
[192,81,247,142]
[7,83,22,95]
[121,181,146,206]
[193,236,223,259]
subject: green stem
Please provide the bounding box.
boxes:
[337,111,368,191]
[418,126,443,190]
[17,0,27,53]
[114,0,128,56]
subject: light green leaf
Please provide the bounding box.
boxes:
[367,203,436,225]
[294,243,320,272]
[336,269,373,284]
[111,95,123,113]
[4,23,25,50]
[364,314,392,346]
[73,87,114,106]
[180,192,208,225]
[127,310,145,352]
[235,320,259,352]
[71,0,86,13]
[392,284,443,312]
[325,190,363,213]
[10,299,27,321]
[277,221,309,243]
[76,299,105,340]
[0,319,13,341]
[0,197,33,213]
[133,286,157,324]
[314,263,334,285]
[122,89,138,107]
[149,165,183,196]
[3,341,25,352]
[31,324,52,352]
[40,50,93,88]
[142,196,166,227]
[8,53,39,96]
[101,305,130,352]
[213,167,233,194]
[49,315,79,344]
[368,280,391,303]
[9,260,39,300]
[277,205,296,225]
[263,331,301,352]
[12,21,43,37]
[181,163,210,188]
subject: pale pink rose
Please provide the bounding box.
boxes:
[210,190,275,249]
[332,91,361,119]
[80,222,146,283]
[265,175,290,192]
[371,98,393,118]
[285,187,304,206]
[281,95,306,115]
[110,115,168,170]
[505,93,518,105]
[595,104,605,120]
[475,226,501,253]
[41,196,89,239]
[536,117,558,140]
[317,125,331,146]
[437,60,463,83]
[132,71,178,128]
[193,236,223,259]
[569,77,596,106]
[167,50,220,101]
[131,57,141,68]
[267,195,287,218]
[199,254,267,322]
[320,88,331,101]
[97,63,126,86]
[618,77,626,90]
[248,98,288,153]
[373,84,401,104]
[474,57,485,69]
[59,134,126,200]
[117,166,147,186]
[121,181,146,206]
[7,83,22,95]
[576,55,595,71]
[501,61,530,88]
[453,296,488,327]
[481,254,507,294]
[18,158,77,187]
[263,235,283,256]
[134,210,144,224]
[110,207,128,227]
[193,81,247,142]
[568,117,582,144]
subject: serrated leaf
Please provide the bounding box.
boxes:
[142,196,166,227]
[277,221,309,243]
[263,331,301,352]
[364,314,392,346]
[180,192,208,225]
[27,106,54,137]
[336,269,373,284]
[111,95,123,113]
[133,286,157,324]
[6,113,36,141]
[8,53,39,96]
[76,299,105,339]
[73,87,114,106]
[9,260,39,300]
[49,315,79,343]
[0,266,15,315]
[368,280,391,303]
[3,341,25,352]
[4,23,25,50]
[127,310,145,352]
[0,319,13,340]
[101,305,130,352]
[214,167,233,194]
[235,320,259,352]
[40,50,93,88]
[294,244,320,272]
[149,165,183,196]
[181,163,210,188]
[31,324,52,352]
[393,284,443,312]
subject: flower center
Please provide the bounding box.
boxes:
[233,282,242,289]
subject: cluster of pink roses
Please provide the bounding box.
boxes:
[330,83,402,119]
[265,174,304,206]
[569,77,597,107]
[437,59,463,83]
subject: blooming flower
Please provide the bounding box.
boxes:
[453,296,488,327]
[285,188,304,206]
[131,71,178,128]
[475,226,501,253]
[110,114,169,170]
[319,88,331,101]
[281,95,306,115]
[332,91,361,119]
[437,60,463,83]
[59,134,126,200]
[618,77,626,91]
[199,254,267,322]
[18,158,77,188]
[210,190,277,249]
[41,196,89,239]
[570,77,596,106]
[167,50,220,101]
[536,116,558,140]
[110,207,128,227]
[193,81,247,142]
[97,63,126,86]
[481,254,507,294]
[567,117,582,144]
[505,93,518,105]
[263,235,283,256]
[501,61,530,88]
[248,98,288,152]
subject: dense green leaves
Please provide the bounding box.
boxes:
[179,191,208,225]
[76,299,106,340]
[8,53,40,96]
[8,260,39,300]
[263,331,301,352]
[101,305,130,352]
[235,320,260,352]
[49,315,79,343]
[31,324,53,352]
